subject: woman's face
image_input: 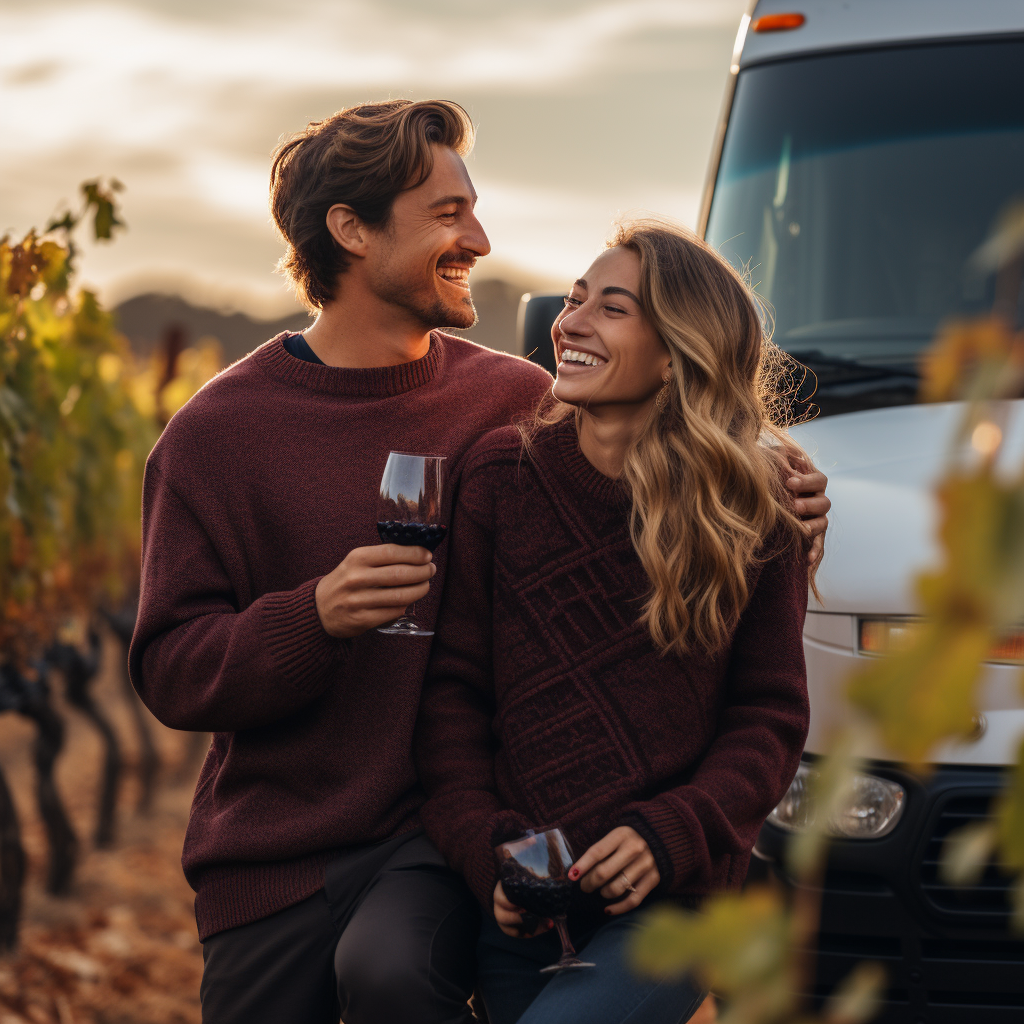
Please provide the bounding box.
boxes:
[550,247,670,411]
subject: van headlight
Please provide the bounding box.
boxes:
[768,763,906,839]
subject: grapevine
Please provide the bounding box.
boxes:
[1,182,220,957]
[0,179,157,659]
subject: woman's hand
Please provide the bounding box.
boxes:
[569,826,660,915]
[493,881,552,939]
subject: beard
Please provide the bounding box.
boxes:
[369,241,479,331]
[408,291,478,331]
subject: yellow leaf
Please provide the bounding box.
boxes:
[995,738,1024,873]
[847,473,1023,762]
[1012,881,1024,934]
[629,888,788,993]
[848,620,988,764]
[97,352,122,383]
[921,319,1024,403]
[823,961,886,1024]
[159,376,193,418]
[940,820,998,886]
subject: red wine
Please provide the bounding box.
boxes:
[500,866,572,918]
[377,521,448,552]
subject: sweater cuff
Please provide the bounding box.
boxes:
[261,577,348,691]
[463,810,533,912]
[619,799,699,893]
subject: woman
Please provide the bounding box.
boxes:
[415,220,814,1024]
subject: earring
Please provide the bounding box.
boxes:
[656,366,672,412]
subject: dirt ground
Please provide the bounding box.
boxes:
[0,633,205,1024]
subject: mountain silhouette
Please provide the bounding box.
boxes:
[113,276,554,366]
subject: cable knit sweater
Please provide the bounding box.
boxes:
[129,331,551,940]
[415,420,810,913]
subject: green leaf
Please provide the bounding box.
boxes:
[44,210,77,236]
[80,178,126,241]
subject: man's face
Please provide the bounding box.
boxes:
[365,145,490,330]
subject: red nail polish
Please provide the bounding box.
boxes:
[569,868,579,880]
[604,908,613,915]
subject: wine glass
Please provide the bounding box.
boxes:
[495,827,596,973]
[376,452,447,636]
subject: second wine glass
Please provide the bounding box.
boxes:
[376,451,447,637]
[495,827,596,973]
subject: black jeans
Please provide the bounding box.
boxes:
[200,831,479,1024]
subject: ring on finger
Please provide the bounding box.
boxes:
[620,871,637,895]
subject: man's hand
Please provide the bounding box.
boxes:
[493,881,552,939]
[315,544,436,638]
[568,826,660,916]
[783,458,830,567]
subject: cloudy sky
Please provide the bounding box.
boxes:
[0,0,746,316]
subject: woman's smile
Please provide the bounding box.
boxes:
[557,345,607,371]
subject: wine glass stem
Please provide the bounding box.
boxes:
[553,916,576,958]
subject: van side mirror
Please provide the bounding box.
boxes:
[516,293,565,377]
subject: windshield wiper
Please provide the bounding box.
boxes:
[785,350,920,401]
[788,349,919,379]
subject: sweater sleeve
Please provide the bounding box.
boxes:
[414,459,531,911]
[619,536,810,893]
[129,460,347,733]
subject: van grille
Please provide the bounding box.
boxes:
[918,793,1014,922]
[786,772,1024,1022]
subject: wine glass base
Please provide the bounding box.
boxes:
[377,618,434,637]
[540,959,596,974]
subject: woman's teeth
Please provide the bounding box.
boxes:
[437,267,471,290]
[560,349,604,366]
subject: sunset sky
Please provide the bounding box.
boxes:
[1,0,746,316]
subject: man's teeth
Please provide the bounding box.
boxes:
[560,349,604,366]
[437,267,470,287]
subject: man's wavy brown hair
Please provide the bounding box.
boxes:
[270,99,475,310]
[526,218,815,656]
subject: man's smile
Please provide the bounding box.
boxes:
[436,265,471,292]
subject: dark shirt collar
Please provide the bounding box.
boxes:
[256,331,446,397]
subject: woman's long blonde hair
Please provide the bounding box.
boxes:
[526,218,814,656]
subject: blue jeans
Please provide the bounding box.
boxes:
[476,909,707,1024]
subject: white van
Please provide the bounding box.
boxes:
[518,3,1024,1019]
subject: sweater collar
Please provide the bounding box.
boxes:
[551,418,632,509]
[256,331,446,397]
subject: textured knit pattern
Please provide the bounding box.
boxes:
[129,331,552,940]
[415,421,810,912]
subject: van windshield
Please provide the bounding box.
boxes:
[706,39,1024,417]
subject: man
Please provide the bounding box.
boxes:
[130,99,830,1023]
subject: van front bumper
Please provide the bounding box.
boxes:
[755,763,1023,1023]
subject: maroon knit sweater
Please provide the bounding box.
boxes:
[129,331,551,940]
[415,421,810,912]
